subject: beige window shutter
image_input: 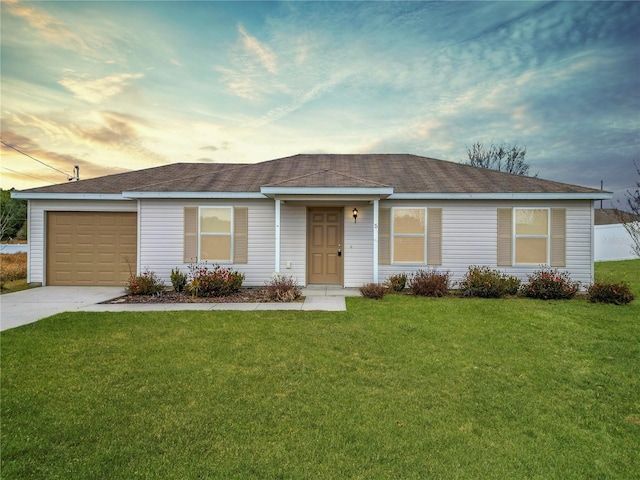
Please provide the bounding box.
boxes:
[234,207,248,264]
[550,208,566,267]
[184,207,198,263]
[497,208,513,266]
[378,208,391,265]
[427,208,442,265]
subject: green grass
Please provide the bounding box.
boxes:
[0,279,36,295]
[2,261,639,479]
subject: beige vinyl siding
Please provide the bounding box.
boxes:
[27,200,137,285]
[497,208,513,266]
[550,208,566,267]
[378,200,594,288]
[427,208,442,265]
[183,207,197,263]
[139,199,274,287]
[378,208,391,265]
[234,207,248,263]
[344,204,373,287]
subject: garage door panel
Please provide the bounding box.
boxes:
[47,212,137,286]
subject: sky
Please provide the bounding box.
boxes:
[1,0,639,207]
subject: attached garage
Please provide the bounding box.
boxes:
[46,211,137,286]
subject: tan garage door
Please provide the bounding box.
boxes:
[46,212,137,286]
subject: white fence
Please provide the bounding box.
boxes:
[594,223,638,261]
[0,244,29,254]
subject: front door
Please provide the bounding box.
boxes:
[307,208,343,285]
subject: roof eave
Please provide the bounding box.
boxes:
[121,191,266,199]
[389,192,612,200]
[11,192,130,201]
[261,186,394,198]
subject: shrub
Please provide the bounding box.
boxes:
[187,262,245,298]
[359,283,387,299]
[520,268,579,300]
[384,273,407,293]
[503,276,522,296]
[408,269,451,297]
[458,266,521,298]
[263,275,302,302]
[587,281,634,305]
[0,253,27,289]
[170,268,187,292]
[126,270,165,296]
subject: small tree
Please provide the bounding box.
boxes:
[617,161,640,258]
[465,141,535,177]
[0,189,27,242]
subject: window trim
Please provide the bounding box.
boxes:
[513,207,550,266]
[198,206,234,263]
[391,207,427,264]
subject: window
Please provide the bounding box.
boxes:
[184,206,248,264]
[514,208,549,264]
[200,207,232,262]
[392,208,426,263]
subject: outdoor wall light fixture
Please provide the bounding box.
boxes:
[352,208,358,223]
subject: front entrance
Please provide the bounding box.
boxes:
[307,208,343,285]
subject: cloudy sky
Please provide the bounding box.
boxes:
[1,1,638,205]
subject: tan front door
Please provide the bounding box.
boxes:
[46,211,137,286]
[307,208,343,285]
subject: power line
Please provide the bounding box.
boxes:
[0,140,72,179]
[1,166,50,183]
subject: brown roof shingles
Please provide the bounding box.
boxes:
[18,154,605,195]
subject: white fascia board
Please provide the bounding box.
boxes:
[261,186,394,196]
[121,191,267,199]
[11,192,129,201]
[389,192,613,200]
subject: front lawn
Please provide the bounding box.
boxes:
[1,261,639,479]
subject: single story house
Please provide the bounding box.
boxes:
[13,154,611,288]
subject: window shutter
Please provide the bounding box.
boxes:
[234,207,248,264]
[550,208,566,267]
[378,208,391,265]
[184,207,198,263]
[427,208,442,265]
[497,208,512,266]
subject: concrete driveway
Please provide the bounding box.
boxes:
[0,286,124,331]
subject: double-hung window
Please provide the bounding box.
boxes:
[184,206,248,264]
[199,207,233,262]
[392,208,426,263]
[514,208,549,265]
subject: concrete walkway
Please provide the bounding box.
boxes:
[1,286,361,331]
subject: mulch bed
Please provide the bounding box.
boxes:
[102,287,279,304]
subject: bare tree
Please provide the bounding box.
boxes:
[617,161,640,258]
[465,141,535,177]
[0,189,27,242]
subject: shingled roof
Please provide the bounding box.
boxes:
[16,153,607,197]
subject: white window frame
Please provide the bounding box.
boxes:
[391,207,427,264]
[198,206,234,263]
[513,207,550,266]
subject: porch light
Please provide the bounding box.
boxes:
[352,207,358,223]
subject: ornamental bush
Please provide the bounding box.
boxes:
[126,270,165,296]
[263,275,302,302]
[359,283,387,299]
[520,268,579,300]
[458,266,521,298]
[384,273,407,293]
[170,268,187,292]
[187,262,244,298]
[408,269,451,297]
[587,281,634,305]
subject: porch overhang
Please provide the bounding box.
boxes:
[260,186,394,200]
